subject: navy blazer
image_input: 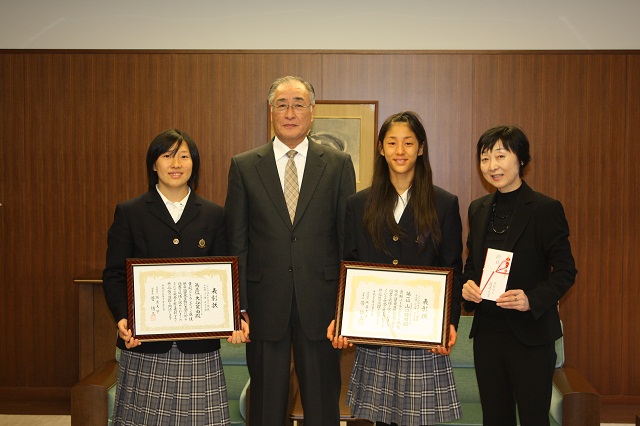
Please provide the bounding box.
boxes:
[344,185,464,328]
[103,190,226,354]
[462,181,577,345]
[224,140,356,341]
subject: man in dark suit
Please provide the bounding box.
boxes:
[224,76,356,426]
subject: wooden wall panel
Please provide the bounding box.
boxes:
[541,54,627,397]
[0,50,638,403]
[623,54,640,398]
[18,53,79,386]
[0,54,25,387]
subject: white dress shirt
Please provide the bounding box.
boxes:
[156,185,191,223]
[273,137,308,192]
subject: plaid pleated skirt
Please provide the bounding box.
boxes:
[347,345,462,426]
[113,343,230,426]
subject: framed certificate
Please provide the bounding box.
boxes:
[126,257,241,341]
[335,261,453,349]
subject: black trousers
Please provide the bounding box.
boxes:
[473,323,557,426]
[246,301,341,426]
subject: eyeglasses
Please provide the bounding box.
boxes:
[270,103,312,113]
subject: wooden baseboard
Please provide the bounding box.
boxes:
[0,387,70,415]
[601,395,640,405]
[600,396,640,424]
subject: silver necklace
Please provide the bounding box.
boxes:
[490,203,512,234]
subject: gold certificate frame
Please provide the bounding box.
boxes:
[126,256,241,341]
[335,261,453,349]
[268,100,378,191]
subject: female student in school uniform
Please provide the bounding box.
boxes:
[103,128,248,425]
[328,111,463,426]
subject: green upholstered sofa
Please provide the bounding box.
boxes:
[71,340,250,426]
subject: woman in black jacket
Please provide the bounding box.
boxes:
[461,125,577,426]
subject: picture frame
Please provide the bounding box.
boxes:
[335,261,453,349]
[268,100,378,191]
[126,256,241,341]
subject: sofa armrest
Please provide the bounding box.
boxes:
[71,359,118,426]
[553,367,600,426]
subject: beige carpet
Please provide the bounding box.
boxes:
[0,416,633,426]
[0,416,70,426]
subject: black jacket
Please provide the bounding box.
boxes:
[462,181,577,345]
[103,190,226,353]
[344,185,464,328]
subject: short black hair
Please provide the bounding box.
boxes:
[146,129,201,191]
[477,125,530,177]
